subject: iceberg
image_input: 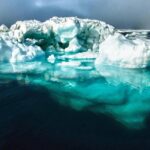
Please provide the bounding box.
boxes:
[1,17,150,129]
[1,17,150,68]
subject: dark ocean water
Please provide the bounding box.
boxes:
[0,80,150,150]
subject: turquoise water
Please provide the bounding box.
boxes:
[1,60,150,149]
[1,60,150,128]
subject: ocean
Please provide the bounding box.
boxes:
[0,68,150,150]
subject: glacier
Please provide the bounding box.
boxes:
[1,17,150,129]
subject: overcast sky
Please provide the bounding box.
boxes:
[0,0,149,29]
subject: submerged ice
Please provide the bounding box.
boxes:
[1,17,150,129]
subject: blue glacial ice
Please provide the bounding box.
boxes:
[1,17,150,129]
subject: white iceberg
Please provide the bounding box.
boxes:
[1,17,150,68]
[1,17,150,129]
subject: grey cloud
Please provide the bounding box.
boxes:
[0,0,149,29]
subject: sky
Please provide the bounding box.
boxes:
[0,0,149,29]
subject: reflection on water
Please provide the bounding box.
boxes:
[1,60,150,130]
